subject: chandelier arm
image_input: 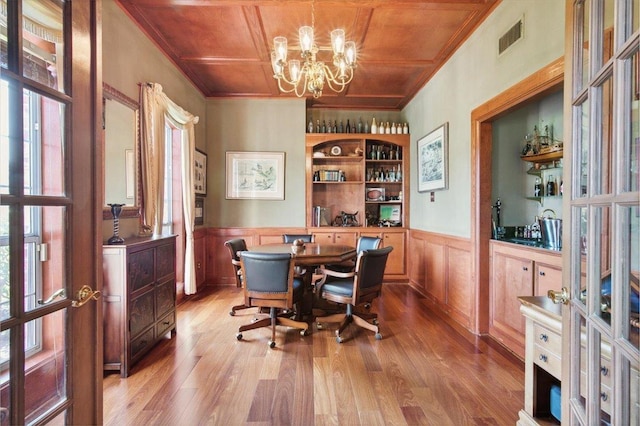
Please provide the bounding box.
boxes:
[322,64,353,93]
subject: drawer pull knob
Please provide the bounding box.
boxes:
[601,392,608,402]
[539,334,548,342]
[163,321,170,325]
[522,266,528,271]
[601,366,609,376]
[539,271,546,276]
[539,354,548,362]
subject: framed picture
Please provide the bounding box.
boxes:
[226,151,285,200]
[194,149,207,196]
[194,197,204,226]
[417,122,449,192]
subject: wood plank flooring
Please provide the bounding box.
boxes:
[103,284,525,425]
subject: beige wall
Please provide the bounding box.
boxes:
[403,0,565,238]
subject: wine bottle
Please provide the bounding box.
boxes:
[547,175,555,196]
[357,117,363,133]
[534,178,542,197]
[339,120,344,133]
[346,119,351,133]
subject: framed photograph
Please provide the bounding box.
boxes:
[226,151,285,200]
[194,149,207,196]
[379,204,401,223]
[194,197,204,226]
[366,187,385,201]
[417,122,449,192]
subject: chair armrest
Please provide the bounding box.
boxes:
[314,267,356,294]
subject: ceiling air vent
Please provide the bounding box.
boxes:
[498,18,523,56]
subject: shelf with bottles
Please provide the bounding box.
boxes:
[307,117,410,135]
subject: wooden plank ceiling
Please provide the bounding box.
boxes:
[115,0,500,110]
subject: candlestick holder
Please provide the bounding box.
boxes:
[107,203,125,245]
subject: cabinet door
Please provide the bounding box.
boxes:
[313,232,336,244]
[491,251,533,341]
[382,232,405,275]
[534,262,562,296]
[334,231,357,246]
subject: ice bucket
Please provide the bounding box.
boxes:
[538,217,562,249]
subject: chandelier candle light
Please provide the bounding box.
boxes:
[271,1,357,98]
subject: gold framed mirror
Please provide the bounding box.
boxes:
[102,84,140,219]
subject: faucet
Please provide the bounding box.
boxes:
[491,198,502,239]
[492,198,502,228]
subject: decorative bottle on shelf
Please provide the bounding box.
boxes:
[332,121,338,133]
[321,120,327,133]
[339,120,344,133]
[345,119,351,133]
[385,122,391,134]
[316,119,320,133]
[358,117,363,133]
[403,122,409,134]
[391,122,397,134]
[308,119,313,133]
[371,117,377,134]
[547,175,556,196]
[534,177,543,197]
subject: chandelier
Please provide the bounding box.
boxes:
[270,1,357,98]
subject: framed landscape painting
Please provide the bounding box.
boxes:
[417,122,449,192]
[225,151,285,200]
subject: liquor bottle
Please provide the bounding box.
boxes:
[321,120,327,133]
[339,120,344,133]
[547,175,555,196]
[308,119,313,133]
[346,119,351,133]
[316,119,321,133]
[357,117,363,133]
[332,121,338,133]
[371,118,377,134]
[534,177,543,197]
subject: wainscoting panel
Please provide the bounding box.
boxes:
[408,230,473,331]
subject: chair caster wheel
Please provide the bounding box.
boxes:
[375,333,382,340]
[336,335,343,344]
[268,340,276,348]
[236,333,242,340]
[229,310,236,316]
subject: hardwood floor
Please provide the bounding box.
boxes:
[103,284,525,425]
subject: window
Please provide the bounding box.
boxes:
[0,80,44,366]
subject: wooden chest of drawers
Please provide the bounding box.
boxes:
[103,235,177,377]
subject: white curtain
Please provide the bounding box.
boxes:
[140,83,200,295]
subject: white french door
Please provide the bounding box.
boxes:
[564,0,639,424]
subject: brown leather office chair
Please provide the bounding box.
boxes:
[325,235,382,273]
[224,238,254,316]
[315,245,392,343]
[236,251,309,348]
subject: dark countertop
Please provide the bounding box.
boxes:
[492,236,561,252]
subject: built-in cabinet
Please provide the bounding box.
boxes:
[489,240,562,358]
[306,133,409,280]
[518,297,639,426]
[102,235,177,377]
[521,151,563,206]
[306,133,409,228]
